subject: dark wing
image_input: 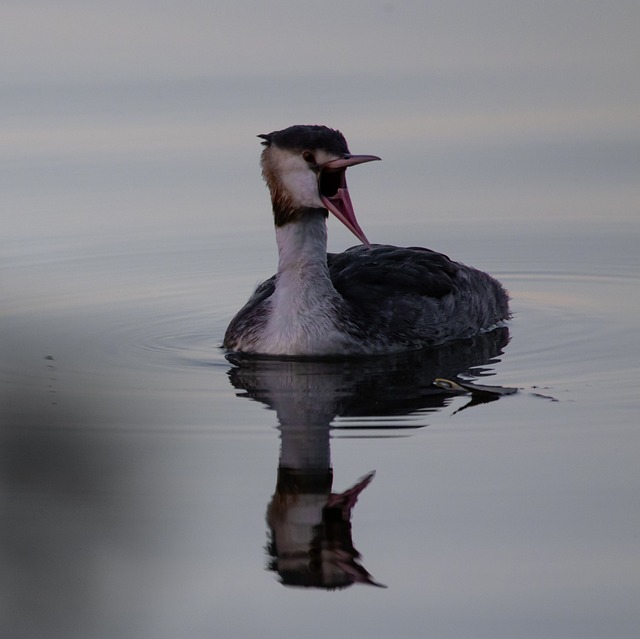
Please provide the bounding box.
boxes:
[328,244,458,305]
[222,276,275,349]
[328,244,508,346]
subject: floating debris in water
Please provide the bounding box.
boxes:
[434,378,518,397]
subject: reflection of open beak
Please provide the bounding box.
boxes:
[319,154,381,247]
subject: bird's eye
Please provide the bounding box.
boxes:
[302,151,315,164]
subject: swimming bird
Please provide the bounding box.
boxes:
[223,125,509,357]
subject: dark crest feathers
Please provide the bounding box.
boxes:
[257,125,349,155]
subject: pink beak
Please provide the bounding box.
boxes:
[318,154,381,247]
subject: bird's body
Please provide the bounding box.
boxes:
[223,125,509,357]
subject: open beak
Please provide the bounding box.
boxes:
[318,154,381,247]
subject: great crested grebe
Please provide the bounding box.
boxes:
[223,125,509,357]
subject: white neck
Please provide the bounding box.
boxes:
[275,211,329,275]
[261,212,348,356]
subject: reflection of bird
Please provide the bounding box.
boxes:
[267,470,384,589]
[227,330,510,589]
[224,125,509,357]
[227,327,510,420]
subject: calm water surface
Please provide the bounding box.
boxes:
[2,219,639,638]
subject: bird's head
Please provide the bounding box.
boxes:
[258,125,380,246]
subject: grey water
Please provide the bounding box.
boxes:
[3,4,640,638]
